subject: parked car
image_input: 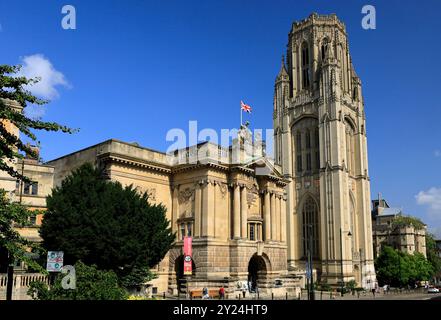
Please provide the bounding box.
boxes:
[427,287,440,293]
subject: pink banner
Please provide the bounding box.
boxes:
[183,236,192,275]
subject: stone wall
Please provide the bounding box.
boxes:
[0,273,48,300]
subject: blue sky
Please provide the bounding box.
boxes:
[1,0,440,236]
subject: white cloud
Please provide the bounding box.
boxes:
[18,54,70,100]
[435,150,441,158]
[416,187,441,213]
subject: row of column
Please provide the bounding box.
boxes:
[172,182,287,243]
[263,190,286,242]
[232,184,286,243]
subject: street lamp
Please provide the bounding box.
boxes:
[307,224,315,300]
[339,228,352,296]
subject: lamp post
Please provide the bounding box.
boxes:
[307,224,314,300]
[339,228,352,296]
[359,248,363,289]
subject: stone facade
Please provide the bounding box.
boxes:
[273,13,376,288]
[0,13,379,295]
[46,125,299,295]
[371,198,427,258]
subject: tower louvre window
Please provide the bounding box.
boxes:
[297,155,303,173]
[296,132,302,152]
[306,153,312,171]
[301,43,310,89]
[321,38,329,61]
[306,130,311,149]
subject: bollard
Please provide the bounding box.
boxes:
[298,292,301,300]
[320,291,323,300]
[286,292,288,300]
[163,292,166,299]
[272,293,274,300]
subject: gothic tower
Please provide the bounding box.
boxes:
[274,13,376,288]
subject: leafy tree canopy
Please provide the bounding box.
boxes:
[39,163,175,287]
[392,214,425,230]
[375,245,433,287]
[0,188,45,273]
[28,261,127,300]
[426,233,441,278]
[0,64,76,181]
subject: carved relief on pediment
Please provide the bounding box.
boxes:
[218,183,227,199]
[179,187,195,219]
[135,186,156,202]
[246,184,259,207]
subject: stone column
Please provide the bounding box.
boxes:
[275,194,281,242]
[270,192,276,241]
[202,180,215,237]
[194,182,201,237]
[233,184,241,239]
[241,186,248,239]
[172,186,179,235]
[281,197,287,243]
[264,191,271,241]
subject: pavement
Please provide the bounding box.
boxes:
[163,291,441,301]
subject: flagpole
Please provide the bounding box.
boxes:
[240,102,242,127]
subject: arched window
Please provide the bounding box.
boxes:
[292,118,320,176]
[296,132,302,173]
[302,197,319,258]
[301,42,310,89]
[305,130,311,149]
[321,38,329,61]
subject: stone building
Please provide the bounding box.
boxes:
[1,13,379,295]
[371,198,426,258]
[0,99,54,273]
[272,13,376,288]
[46,125,301,295]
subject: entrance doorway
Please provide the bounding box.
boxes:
[174,255,195,293]
[247,254,267,292]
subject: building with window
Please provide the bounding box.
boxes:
[46,124,300,295]
[1,13,380,295]
[371,198,426,258]
[273,13,376,288]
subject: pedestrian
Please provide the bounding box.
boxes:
[202,287,209,299]
[242,282,247,298]
[219,287,225,300]
[371,288,375,298]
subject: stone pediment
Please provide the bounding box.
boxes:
[242,156,282,178]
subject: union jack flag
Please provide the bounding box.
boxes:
[240,100,252,113]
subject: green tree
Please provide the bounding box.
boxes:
[375,246,433,287]
[39,163,175,287]
[0,189,44,272]
[28,261,127,300]
[392,214,425,230]
[0,64,75,181]
[375,246,402,286]
[426,233,441,279]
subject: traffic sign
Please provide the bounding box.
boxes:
[47,251,64,272]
